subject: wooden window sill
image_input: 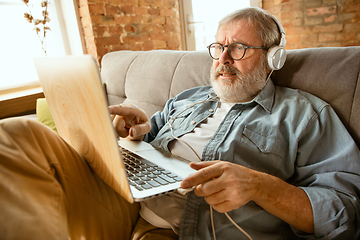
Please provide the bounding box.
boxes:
[0,86,45,119]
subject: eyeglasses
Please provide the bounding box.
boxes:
[207,42,265,61]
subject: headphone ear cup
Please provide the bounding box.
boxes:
[266,46,287,71]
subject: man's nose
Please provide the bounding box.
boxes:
[218,47,234,65]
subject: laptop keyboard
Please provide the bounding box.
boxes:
[120,147,183,191]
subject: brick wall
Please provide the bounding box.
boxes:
[262,0,360,49]
[77,0,183,63]
[77,0,360,62]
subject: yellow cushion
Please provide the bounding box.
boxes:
[36,98,57,133]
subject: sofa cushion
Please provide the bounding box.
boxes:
[101,50,213,117]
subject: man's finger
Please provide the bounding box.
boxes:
[113,116,129,138]
[129,121,151,137]
[181,161,222,189]
[189,161,217,170]
[109,104,146,119]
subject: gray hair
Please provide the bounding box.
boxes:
[218,7,281,50]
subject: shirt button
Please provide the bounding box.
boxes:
[191,121,196,125]
[209,109,214,113]
[166,136,170,140]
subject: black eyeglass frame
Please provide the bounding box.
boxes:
[207,42,266,61]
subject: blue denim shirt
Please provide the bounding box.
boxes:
[143,80,360,240]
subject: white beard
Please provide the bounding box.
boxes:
[211,58,268,103]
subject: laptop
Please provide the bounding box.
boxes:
[34,55,196,203]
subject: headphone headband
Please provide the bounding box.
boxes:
[270,15,286,48]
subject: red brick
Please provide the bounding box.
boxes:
[292,18,303,26]
[164,23,177,32]
[302,33,318,43]
[105,5,120,15]
[135,7,148,15]
[80,15,92,27]
[282,2,303,13]
[305,17,323,25]
[286,26,313,35]
[110,0,138,5]
[318,33,335,42]
[164,0,176,8]
[143,41,155,50]
[307,6,336,16]
[88,3,105,15]
[137,24,154,33]
[340,1,360,13]
[344,22,360,32]
[324,15,337,23]
[153,40,167,49]
[286,34,301,43]
[96,46,110,61]
[131,15,145,24]
[281,10,303,20]
[160,8,175,17]
[122,33,149,44]
[344,32,357,42]
[338,12,357,23]
[95,36,121,46]
[167,38,179,49]
[114,15,132,25]
[78,0,89,7]
[91,15,115,25]
[305,0,321,8]
[151,24,164,32]
[139,0,163,8]
[120,5,135,14]
[92,25,107,37]
[165,17,179,26]
[149,32,171,41]
[124,25,137,33]
[148,8,160,15]
[313,23,343,33]
[112,44,130,52]
[108,26,124,35]
[79,5,90,17]
[92,0,108,3]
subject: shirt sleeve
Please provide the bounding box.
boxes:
[293,104,360,239]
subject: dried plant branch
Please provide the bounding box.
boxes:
[23,0,51,56]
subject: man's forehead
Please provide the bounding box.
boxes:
[215,20,261,45]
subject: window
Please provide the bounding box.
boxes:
[180,0,262,51]
[0,0,83,91]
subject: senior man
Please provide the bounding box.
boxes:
[1,7,359,240]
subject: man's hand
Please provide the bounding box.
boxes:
[109,104,150,141]
[181,161,261,213]
[181,160,314,233]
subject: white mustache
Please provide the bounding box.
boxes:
[214,65,240,77]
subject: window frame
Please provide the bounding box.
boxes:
[0,0,84,118]
[179,0,262,51]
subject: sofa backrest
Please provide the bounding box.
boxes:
[101,47,360,148]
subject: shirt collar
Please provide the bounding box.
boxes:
[253,79,275,113]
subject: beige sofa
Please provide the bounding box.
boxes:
[101,47,360,149]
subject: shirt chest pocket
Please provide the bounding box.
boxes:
[241,125,288,159]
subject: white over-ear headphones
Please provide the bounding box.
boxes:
[266,16,287,71]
